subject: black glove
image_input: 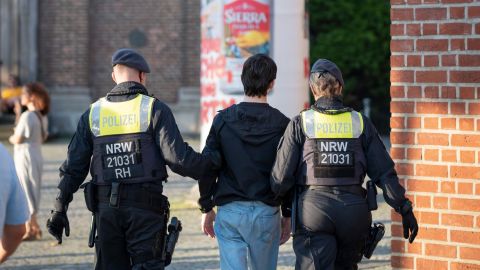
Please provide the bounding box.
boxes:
[46,210,70,244]
[399,200,418,243]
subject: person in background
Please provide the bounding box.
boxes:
[199,54,291,270]
[0,142,30,263]
[9,82,50,241]
[0,74,23,122]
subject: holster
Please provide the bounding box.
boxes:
[81,181,97,212]
[130,195,171,266]
[153,216,168,262]
[164,217,182,266]
[364,222,385,259]
[152,209,182,266]
[80,181,97,248]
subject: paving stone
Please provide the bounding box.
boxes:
[1,138,391,270]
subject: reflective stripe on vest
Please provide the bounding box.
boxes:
[301,110,364,139]
[89,94,154,137]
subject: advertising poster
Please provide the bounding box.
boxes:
[200,0,271,145]
[200,0,234,143]
[222,0,270,94]
[200,0,309,146]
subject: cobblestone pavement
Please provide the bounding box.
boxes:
[1,138,392,270]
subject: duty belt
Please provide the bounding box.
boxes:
[96,184,169,213]
[304,185,366,197]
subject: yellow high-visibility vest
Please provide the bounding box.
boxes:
[301,109,364,139]
[89,94,155,137]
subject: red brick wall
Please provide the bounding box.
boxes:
[390,1,480,269]
[38,0,200,102]
[38,0,89,88]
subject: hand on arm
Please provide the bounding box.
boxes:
[155,104,212,179]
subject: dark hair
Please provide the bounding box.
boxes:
[309,72,342,98]
[241,54,277,97]
[25,82,50,116]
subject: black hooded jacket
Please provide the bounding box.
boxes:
[199,102,290,216]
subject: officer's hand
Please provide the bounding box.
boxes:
[201,210,216,239]
[46,210,70,244]
[280,217,291,245]
[401,211,418,243]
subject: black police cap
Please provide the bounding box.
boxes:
[311,59,344,87]
[111,48,150,73]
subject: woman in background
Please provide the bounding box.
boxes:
[9,82,49,240]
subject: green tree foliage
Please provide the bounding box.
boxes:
[309,0,391,134]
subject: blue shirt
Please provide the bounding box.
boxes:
[0,143,30,239]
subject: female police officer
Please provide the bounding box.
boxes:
[271,59,418,270]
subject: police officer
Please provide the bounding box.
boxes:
[46,49,218,270]
[271,59,418,270]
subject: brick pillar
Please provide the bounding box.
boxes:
[38,0,91,134]
[390,1,480,269]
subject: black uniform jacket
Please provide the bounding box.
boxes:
[198,102,291,216]
[270,96,407,210]
[57,81,213,197]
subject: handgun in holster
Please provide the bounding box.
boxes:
[164,217,182,266]
[80,181,97,248]
[153,215,182,266]
[363,222,385,259]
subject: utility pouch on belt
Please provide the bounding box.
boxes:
[366,180,378,211]
[364,222,385,259]
[80,181,97,248]
[81,181,97,212]
[109,182,120,208]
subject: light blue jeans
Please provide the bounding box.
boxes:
[214,201,281,270]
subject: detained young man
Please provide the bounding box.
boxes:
[198,54,291,270]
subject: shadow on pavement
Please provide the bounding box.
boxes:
[3,263,93,270]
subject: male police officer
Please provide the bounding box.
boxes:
[46,49,218,270]
[271,59,418,270]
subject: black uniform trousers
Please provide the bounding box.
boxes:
[293,188,371,270]
[94,202,166,269]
